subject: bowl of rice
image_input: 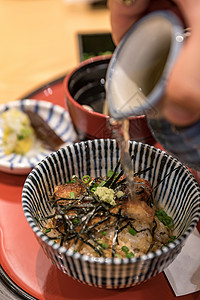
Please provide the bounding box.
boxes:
[22,139,200,289]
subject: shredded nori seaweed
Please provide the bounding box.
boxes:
[37,162,175,258]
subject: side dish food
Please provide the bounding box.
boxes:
[39,166,176,259]
[1,109,36,155]
[1,108,65,155]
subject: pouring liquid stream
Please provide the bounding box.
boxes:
[109,117,156,225]
[110,118,136,198]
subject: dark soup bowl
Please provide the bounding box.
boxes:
[64,55,155,144]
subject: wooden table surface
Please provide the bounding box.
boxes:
[0,0,110,103]
[0,1,110,298]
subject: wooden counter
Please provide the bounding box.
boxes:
[0,0,110,103]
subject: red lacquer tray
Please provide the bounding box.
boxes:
[0,75,200,300]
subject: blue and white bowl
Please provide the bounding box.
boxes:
[0,99,77,174]
[22,139,200,289]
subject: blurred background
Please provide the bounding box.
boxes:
[0,0,112,103]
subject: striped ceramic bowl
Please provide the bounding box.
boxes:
[22,139,200,289]
[0,99,76,174]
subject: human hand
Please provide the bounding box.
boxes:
[108,0,200,126]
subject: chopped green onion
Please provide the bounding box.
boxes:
[155,209,174,229]
[121,246,129,253]
[82,175,91,184]
[45,228,51,233]
[17,134,24,140]
[98,240,109,249]
[107,170,114,177]
[168,235,176,244]
[73,218,79,225]
[129,227,137,236]
[70,192,75,199]
[90,180,106,192]
[101,242,109,249]
[66,178,76,184]
[102,231,107,236]
[98,180,106,187]
[126,252,134,258]
[17,127,32,140]
[90,182,98,192]
[107,169,119,179]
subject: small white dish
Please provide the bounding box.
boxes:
[0,99,77,175]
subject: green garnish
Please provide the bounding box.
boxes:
[126,252,134,259]
[168,235,176,244]
[70,192,75,199]
[121,246,134,258]
[121,246,129,253]
[102,231,107,236]
[89,169,118,192]
[45,228,51,233]
[73,218,79,225]
[98,180,106,187]
[98,240,109,249]
[66,178,76,184]
[90,179,106,192]
[155,209,174,229]
[82,175,91,184]
[107,170,114,177]
[107,169,119,179]
[17,126,32,140]
[129,227,137,236]
[17,135,24,140]
[101,242,109,249]
[90,182,98,192]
